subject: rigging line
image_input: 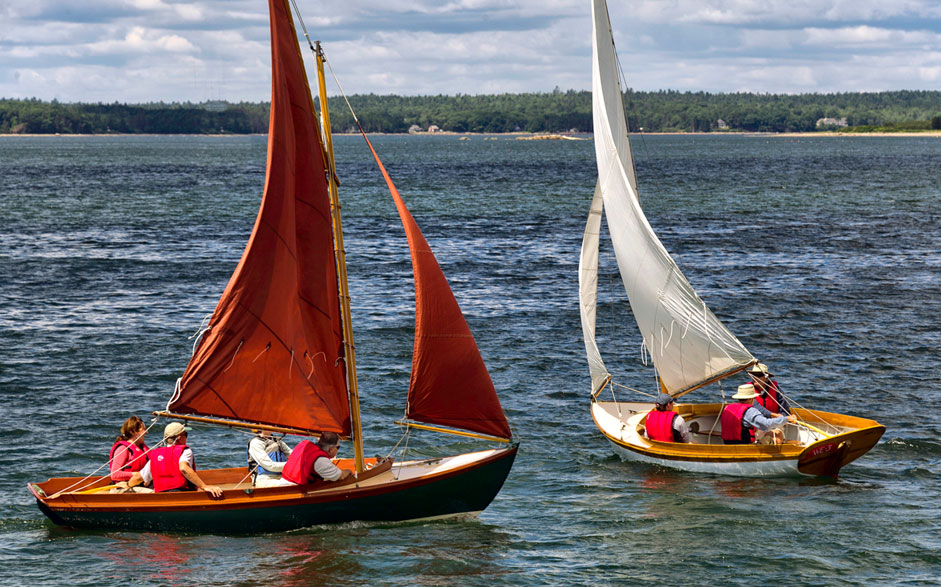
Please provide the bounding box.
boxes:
[320,46,363,129]
[611,381,653,396]
[760,383,835,434]
[386,427,410,460]
[610,29,654,189]
[707,381,725,444]
[390,425,412,481]
[50,420,168,498]
[288,0,316,53]
[608,381,622,420]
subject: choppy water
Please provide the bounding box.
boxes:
[1,134,939,585]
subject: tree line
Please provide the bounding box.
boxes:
[2,90,940,135]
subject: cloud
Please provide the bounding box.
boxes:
[1,0,941,101]
[86,27,199,55]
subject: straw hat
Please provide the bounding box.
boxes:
[163,421,190,440]
[746,362,774,377]
[732,383,759,400]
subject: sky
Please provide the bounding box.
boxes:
[2,0,941,103]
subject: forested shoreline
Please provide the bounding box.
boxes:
[2,90,940,135]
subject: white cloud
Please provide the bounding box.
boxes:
[85,26,198,54]
[1,0,940,100]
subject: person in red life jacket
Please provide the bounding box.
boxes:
[721,383,797,445]
[644,393,692,443]
[747,363,790,415]
[126,422,223,498]
[109,416,150,482]
[277,432,352,486]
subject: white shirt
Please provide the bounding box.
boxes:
[313,456,343,482]
[138,447,194,485]
[248,436,293,475]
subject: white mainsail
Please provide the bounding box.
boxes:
[582,0,754,396]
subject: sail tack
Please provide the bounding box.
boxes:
[170,0,350,435]
[586,0,754,396]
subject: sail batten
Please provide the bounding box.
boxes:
[587,0,754,395]
[169,0,351,436]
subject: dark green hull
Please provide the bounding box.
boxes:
[35,447,517,534]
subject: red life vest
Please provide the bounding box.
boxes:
[281,440,331,485]
[755,381,782,413]
[109,440,149,473]
[721,403,755,444]
[646,410,678,442]
[150,445,193,492]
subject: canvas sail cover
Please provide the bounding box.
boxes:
[356,136,512,440]
[170,0,351,435]
[588,0,754,395]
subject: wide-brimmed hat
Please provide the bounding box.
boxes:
[732,383,759,400]
[746,362,773,377]
[655,392,675,407]
[163,421,191,440]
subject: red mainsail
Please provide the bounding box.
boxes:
[170,0,350,435]
[359,137,512,440]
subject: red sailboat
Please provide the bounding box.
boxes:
[29,0,517,533]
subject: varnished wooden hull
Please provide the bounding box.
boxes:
[592,401,883,478]
[30,446,518,533]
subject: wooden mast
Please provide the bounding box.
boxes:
[315,41,365,474]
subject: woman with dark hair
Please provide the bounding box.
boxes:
[109,416,150,482]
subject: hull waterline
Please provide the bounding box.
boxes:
[30,447,518,533]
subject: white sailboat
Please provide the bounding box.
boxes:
[580,0,884,477]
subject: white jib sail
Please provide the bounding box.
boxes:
[579,180,610,395]
[589,0,754,396]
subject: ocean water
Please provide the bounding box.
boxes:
[0,134,938,585]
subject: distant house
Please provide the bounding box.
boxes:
[408,124,422,134]
[427,125,441,133]
[816,117,848,128]
[716,119,728,130]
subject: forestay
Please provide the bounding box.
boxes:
[584,0,754,396]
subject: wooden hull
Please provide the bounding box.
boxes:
[29,446,518,533]
[592,401,883,478]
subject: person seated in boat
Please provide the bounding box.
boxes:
[721,383,797,445]
[277,432,352,486]
[644,393,691,443]
[747,363,790,415]
[126,422,223,497]
[109,415,150,483]
[247,429,293,488]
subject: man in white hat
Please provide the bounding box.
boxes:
[720,383,797,445]
[747,363,790,415]
[127,422,223,497]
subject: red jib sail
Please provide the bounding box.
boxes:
[169,0,350,435]
[359,137,512,440]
